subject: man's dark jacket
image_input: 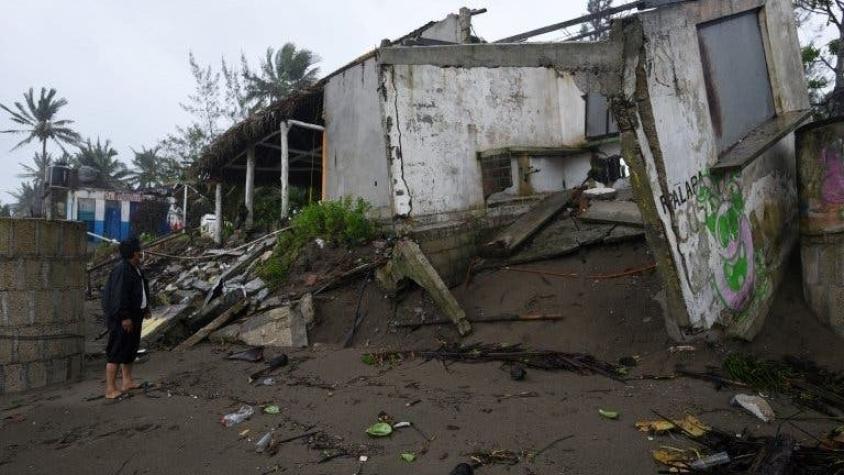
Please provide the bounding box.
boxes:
[101,259,150,327]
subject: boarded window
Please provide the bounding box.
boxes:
[478,153,513,198]
[698,10,775,153]
[585,93,619,139]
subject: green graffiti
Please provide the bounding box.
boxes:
[694,173,756,312]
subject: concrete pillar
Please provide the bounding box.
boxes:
[214,182,223,245]
[280,122,290,221]
[65,191,74,221]
[245,145,256,229]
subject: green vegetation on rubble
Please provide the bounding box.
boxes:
[258,197,376,287]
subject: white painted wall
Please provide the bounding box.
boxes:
[628,0,809,336]
[382,66,593,220]
[323,58,393,217]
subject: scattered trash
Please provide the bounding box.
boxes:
[263,405,280,415]
[510,365,526,381]
[668,345,696,353]
[651,448,691,470]
[393,421,411,429]
[225,347,264,362]
[598,409,619,420]
[221,405,254,427]
[365,343,623,380]
[731,394,775,422]
[405,399,421,407]
[257,377,276,386]
[400,452,416,463]
[238,429,250,438]
[365,422,393,438]
[449,463,474,475]
[635,415,710,437]
[689,451,730,471]
[249,354,289,382]
[255,432,273,453]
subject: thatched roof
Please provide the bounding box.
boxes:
[193,87,324,181]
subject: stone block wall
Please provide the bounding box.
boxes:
[0,219,87,393]
[801,233,844,337]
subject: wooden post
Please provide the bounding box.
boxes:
[280,121,290,221]
[214,182,223,245]
[245,145,256,229]
[182,183,189,229]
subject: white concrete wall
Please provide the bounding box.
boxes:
[382,66,593,220]
[323,57,393,217]
[420,14,462,43]
[626,0,809,337]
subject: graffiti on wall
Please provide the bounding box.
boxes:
[696,174,757,312]
[668,170,773,325]
[801,138,844,234]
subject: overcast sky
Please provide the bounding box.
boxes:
[0,0,599,202]
[0,1,831,204]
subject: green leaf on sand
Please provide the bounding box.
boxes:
[361,354,376,366]
[264,405,280,415]
[400,452,416,462]
[366,422,393,437]
[598,409,619,420]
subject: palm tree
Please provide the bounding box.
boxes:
[0,87,81,158]
[240,43,320,111]
[0,200,11,217]
[129,146,180,189]
[72,138,130,189]
[9,181,39,217]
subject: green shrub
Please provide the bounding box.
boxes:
[257,197,376,287]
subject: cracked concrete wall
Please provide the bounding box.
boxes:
[616,0,809,339]
[323,57,393,218]
[380,64,613,222]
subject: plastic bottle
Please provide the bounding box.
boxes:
[689,452,730,470]
[221,405,254,427]
[255,432,272,453]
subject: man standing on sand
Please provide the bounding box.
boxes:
[101,237,151,399]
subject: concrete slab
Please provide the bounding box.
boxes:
[580,200,643,227]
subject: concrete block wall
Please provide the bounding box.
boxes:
[801,233,844,337]
[0,219,87,393]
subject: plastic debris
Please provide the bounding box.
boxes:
[400,452,416,463]
[598,409,619,420]
[731,394,775,422]
[669,345,696,353]
[263,405,280,415]
[255,432,272,453]
[689,452,730,470]
[221,405,254,427]
[635,415,711,437]
[393,421,411,429]
[257,377,276,386]
[365,422,393,437]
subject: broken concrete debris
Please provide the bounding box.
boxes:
[482,190,574,257]
[377,239,472,336]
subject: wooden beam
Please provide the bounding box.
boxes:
[481,190,574,257]
[174,300,248,351]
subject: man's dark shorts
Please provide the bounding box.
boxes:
[106,318,142,364]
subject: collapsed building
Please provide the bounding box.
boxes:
[186,0,808,343]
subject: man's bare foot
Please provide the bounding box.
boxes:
[121,381,140,392]
[105,389,123,399]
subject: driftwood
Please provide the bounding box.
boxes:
[175,300,248,351]
[393,313,565,328]
[481,190,574,257]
